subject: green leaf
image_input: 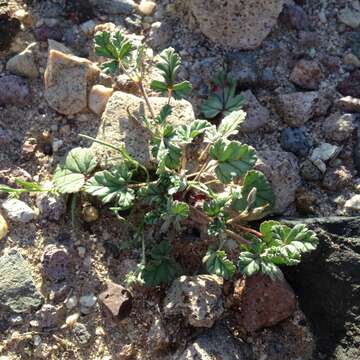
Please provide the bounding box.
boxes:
[150,80,168,93]
[100,60,118,74]
[167,174,187,195]
[172,81,192,99]
[168,199,189,220]
[201,72,244,118]
[209,140,257,183]
[204,196,228,217]
[232,171,275,212]
[203,248,236,280]
[155,104,172,125]
[85,164,135,210]
[53,147,97,194]
[260,220,281,243]
[174,119,212,144]
[238,252,260,277]
[207,217,226,237]
[141,241,178,287]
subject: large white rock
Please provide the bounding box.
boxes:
[91,91,195,166]
[188,0,285,49]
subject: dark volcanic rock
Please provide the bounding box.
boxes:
[280,127,312,157]
[0,1,21,51]
[283,217,360,360]
[0,75,31,106]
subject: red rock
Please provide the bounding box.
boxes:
[233,273,297,332]
[290,59,322,90]
[99,281,132,320]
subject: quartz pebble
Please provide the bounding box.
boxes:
[88,85,113,115]
[138,1,156,16]
[1,199,36,223]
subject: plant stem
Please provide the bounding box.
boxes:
[199,143,212,162]
[224,229,250,245]
[138,81,156,119]
[230,223,263,238]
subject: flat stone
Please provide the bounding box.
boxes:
[290,59,322,90]
[233,273,296,332]
[0,249,43,313]
[99,281,132,320]
[255,150,301,213]
[0,75,31,106]
[188,0,285,50]
[6,43,39,79]
[1,199,36,223]
[44,50,100,115]
[164,275,224,328]
[323,113,356,142]
[239,90,269,133]
[336,96,360,112]
[92,91,195,166]
[90,0,136,15]
[310,143,341,163]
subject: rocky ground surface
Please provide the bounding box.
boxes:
[0,0,360,359]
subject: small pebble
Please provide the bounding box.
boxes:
[1,199,36,223]
[138,1,156,16]
[66,296,78,310]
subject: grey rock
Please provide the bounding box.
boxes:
[255,150,301,213]
[73,323,92,345]
[1,198,36,223]
[290,59,322,90]
[36,304,65,329]
[188,0,285,50]
[322,166,352,191]
[41,245,70,282]
[283,217,360,360]
[310,143,341,164]
[34,25,63,42]
[90,0,136,15]
[300,159,323,181]
[6,43,39,79]
[148,21,172,49]
[281,4,309,31]
[164,275,224,328]
[338,6,360,29]
[0,75,31,106]
[177,322,252,360]
[280,127,312,157]
[336,96,360,113]
[323,113,356,143]
[0,4,21,51]
[0,249,43,313]
[92,91,195,166]
[36,192,66,221]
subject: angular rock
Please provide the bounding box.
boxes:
[36,192,66,221]
[99,281,132,320]
[239,90,269,133]
[138,1,156,16]
[322,166,352,191]
[148,316,170,351]
[1,199,36,223]
[290,59,322,90]
[283,217,360,359]
[44,50,100,115]
[336,96,360,112]
[300,159,323,181]
[337,70,360,98]
[92,91,195,166]
[338,6,360,29]
[164,275,224,328]
[233,273,296,332]
[36,304,65,329]
[255,150,301,213]
[345,195,360,211]
[280,4,309,31]
[6,43,39,79]
[0,3,21,51]
[34,25,63,42]
[73,323,92,345]
[323,113,356,142]
[0,213,8,240]
[280,127,312,157]
[0,249,43,313]
[0,75,31,106]
[79,293,97,314]
[276,91,319,127]
[88,84,113,115]
[310,143,341,164]
[177,322,252,360]
[188,0,285,50]
[41,244,70,282]
[90,0,136,15]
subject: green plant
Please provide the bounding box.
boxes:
[0,31,318,286]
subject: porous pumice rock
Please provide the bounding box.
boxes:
[88,84,113,115]
[92,91,195,166]
[163,275,224,328]
[188,0,285,49]
[6,42,39,79]
[44,50,100,115]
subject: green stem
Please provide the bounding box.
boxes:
[70,193,78,230]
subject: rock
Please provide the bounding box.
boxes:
[233,273,296,332]
[290,59,322,90]
[323,113,356,143]
[283,217,360,359]
[36,304,65,329]
[336,96,360,112]
[64,0,94,23]
[99,281,132,320]
[90,0,136,15]
[92,91,195,166]
[177,322,252,360]
[322,166,352,191]
[280,4,309,31]
[0,3,21,51]
[276,91,319,127]
[345,195,360,211]
[1,199,35,223]
[0,249,43,313]
[35,192,66,221]
[0,213,8,240]
[80,293,97,314]
[188,0,285,50]
[354,127,360,172]
[148,317,170,351]
[48,39,72,54]
[337,70,360,98]
[344,53,360,68]
[80,19,97,35]
[280,127,312,157]
[41,245,70,282]
[21,137,37,160]
[148,20,172,49]
[44,50,100,115]
[88,84,113,115]
[72,323,92,345]
[0,75,31,106]
[239,90,269,133]
[255,151,301,213]
[138,1,156,16]
[6,43,39,79]
[310,143,341,165]
[338,6,360,29]
[48,282,70,304]
[34,25,63,42]
[300,159,323,181]
[295,187,317,215]
[65,296,78,310]
[164,275,224,328]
